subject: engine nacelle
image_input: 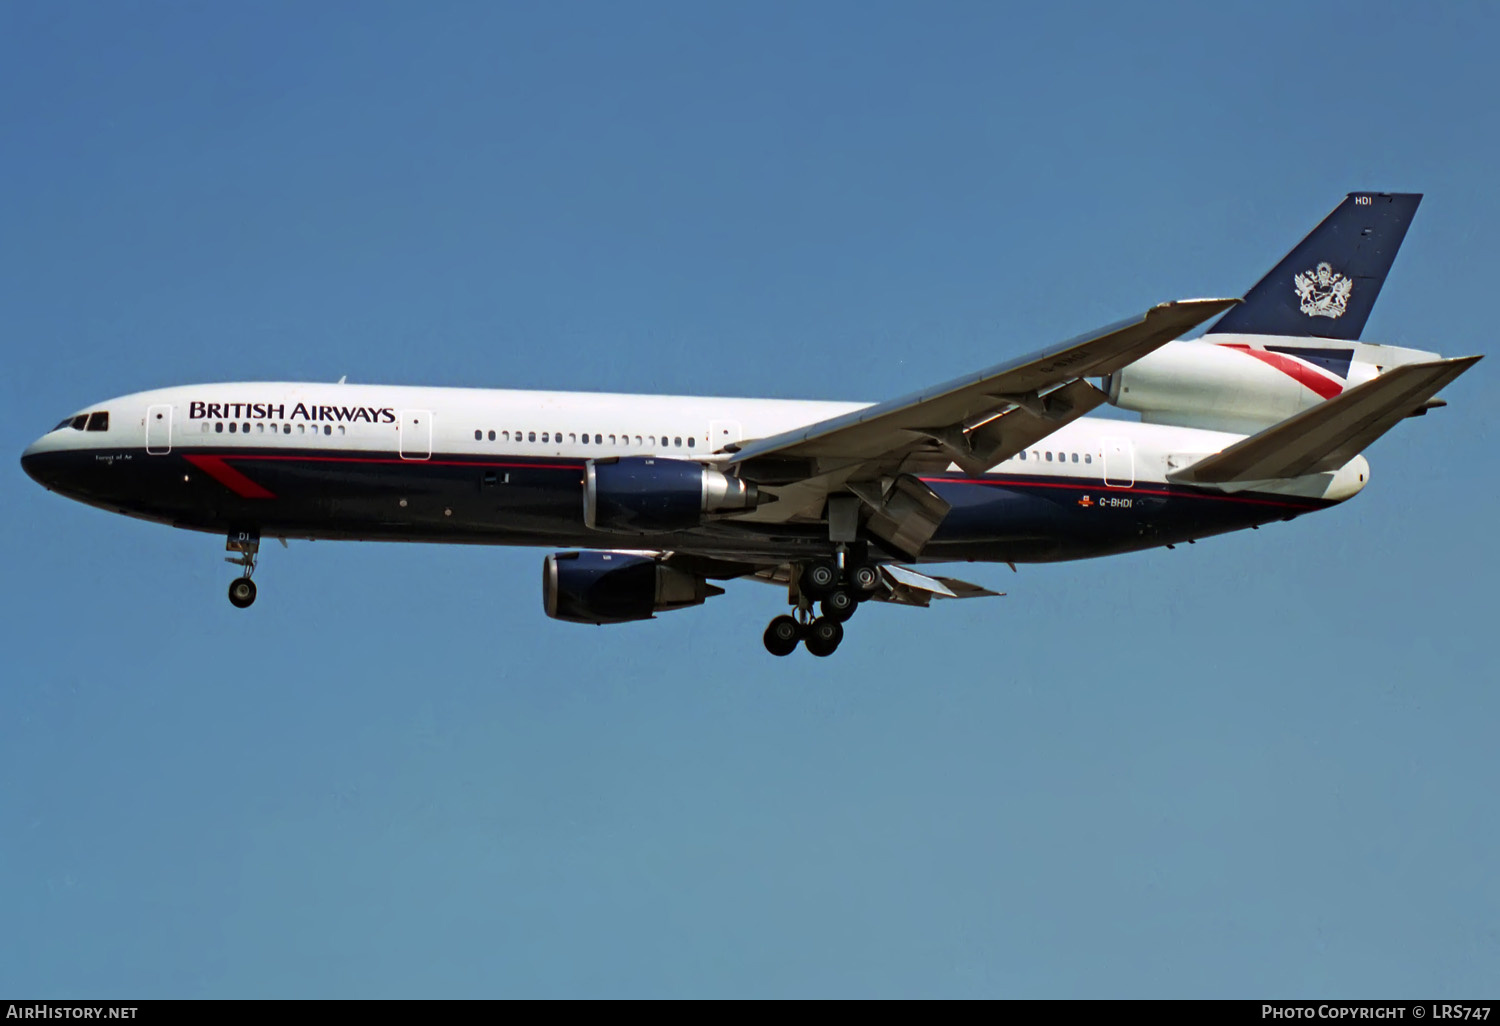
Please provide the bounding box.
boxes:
[542,551,723,624]
[584,456,760,533]
[1104,338,1378,432]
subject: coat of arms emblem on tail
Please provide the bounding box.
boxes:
[1293,262,1353,319]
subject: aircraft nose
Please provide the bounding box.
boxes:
[21,437,59,489]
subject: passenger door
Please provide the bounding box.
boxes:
[1102,437,1134,488]
[399,410,432,460]
[146,404,173,454]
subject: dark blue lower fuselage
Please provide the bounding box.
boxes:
[20,445,1334,568]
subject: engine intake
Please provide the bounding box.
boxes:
[543,551,723,624]
[584,456,761,533]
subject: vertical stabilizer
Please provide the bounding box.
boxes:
[1206,193,1420,341]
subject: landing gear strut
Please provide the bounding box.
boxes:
[225,530,259,609]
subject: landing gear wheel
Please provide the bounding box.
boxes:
[228,578,257,609]
[803,617,844,657]
[820,588,857,622]
[850,564,881,593]
[802,561,839,598]
[763,615,801,656]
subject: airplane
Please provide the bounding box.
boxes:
[20,192,1480,657]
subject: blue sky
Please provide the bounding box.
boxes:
[2,1,1496,998]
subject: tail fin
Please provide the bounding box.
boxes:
[1206,192,1421,341]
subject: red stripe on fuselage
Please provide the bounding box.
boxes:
[182,454,278,498]
[922,475,1323,511]
[1218,344,1344,400]
[177,447,1322,512]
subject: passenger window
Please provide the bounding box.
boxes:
[86,412,109,431]
[338,425,346,435]
[674,437,682,447]
[502,431,509,442]
[229,422,237,433]
[1071,453,1079,463]
[634,435,642,446]
[475,430,481,441]
[528,431,536,442]
[1084,453,1092,464]
[201,422,210,433]
[1019,450,1027,461]
[581,433,589,444]
[323,425,331,436]
[283,424,291,434]
[487,430,495,441]
[1045,451,1052,461]
[688,437,695,448]
[649,436,656,446]
[609,434,616,445]
[216,422,224,433]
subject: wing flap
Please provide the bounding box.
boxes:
[1170,355,1481,484]
[875,565,1005,606]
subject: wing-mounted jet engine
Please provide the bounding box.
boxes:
[542,550,724,624]
[583,457,763,533]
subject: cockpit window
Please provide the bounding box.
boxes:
[86,411,109,432]
[70,415,88,430]
[54,418,74,431]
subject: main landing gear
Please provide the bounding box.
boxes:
[762,610,845,658]
[761,554,882,657]
[225,530,259,608]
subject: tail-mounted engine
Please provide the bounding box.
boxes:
[1103,338,1378,432]
[584,456,761,533]
[543,551,723,624]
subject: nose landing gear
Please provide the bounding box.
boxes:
[225,530,259,608]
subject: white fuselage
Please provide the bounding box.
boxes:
[22,380,1371,505]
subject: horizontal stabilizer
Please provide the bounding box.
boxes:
[1169,355,1481,484]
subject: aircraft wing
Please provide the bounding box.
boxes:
[724,297,1238,556]
[1169,355,1481,485]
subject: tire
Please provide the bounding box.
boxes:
[228,578,257,609]
[820,588,856,622]
[804,617,843,657]
[763,615,800,656]
[802,561,839,597]
[851,564,881,592]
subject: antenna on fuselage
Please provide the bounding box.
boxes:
[337,375,347,384]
